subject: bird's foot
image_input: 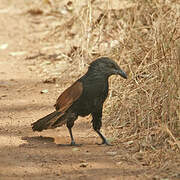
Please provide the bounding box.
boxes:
[96,140,112,146]
[70,141,82,146]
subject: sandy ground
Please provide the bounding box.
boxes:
[1,1,179,180]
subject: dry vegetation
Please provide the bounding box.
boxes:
[26,0,180,177]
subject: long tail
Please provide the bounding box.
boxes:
[31,111,65,132]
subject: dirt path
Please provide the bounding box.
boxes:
[0,1,150,179]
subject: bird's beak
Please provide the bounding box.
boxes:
[116,69,127,79]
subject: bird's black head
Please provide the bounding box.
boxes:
[88,57,127,79]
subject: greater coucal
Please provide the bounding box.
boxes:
[32,57,127,145]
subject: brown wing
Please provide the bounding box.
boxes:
[54,81,83,113]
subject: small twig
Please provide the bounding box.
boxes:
[161,124,180,150]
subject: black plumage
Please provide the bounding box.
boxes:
[32,57,127,145]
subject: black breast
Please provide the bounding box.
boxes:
[71,73,109,117]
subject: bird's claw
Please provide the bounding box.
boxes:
[70,141,82,146]
[96,140,112,146]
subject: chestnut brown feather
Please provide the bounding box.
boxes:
[55,81,83,112]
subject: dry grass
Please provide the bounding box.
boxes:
[27,0,180,176]
[105,0,180,151]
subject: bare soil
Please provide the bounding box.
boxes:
[0,1,179,180]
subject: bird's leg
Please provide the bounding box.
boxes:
[68,127,76,146]
[66,114,81,146]
[67,128,81,146]
[95,129,111,146]
[92,109,111,146]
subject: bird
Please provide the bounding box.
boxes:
[31,57,127,146]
